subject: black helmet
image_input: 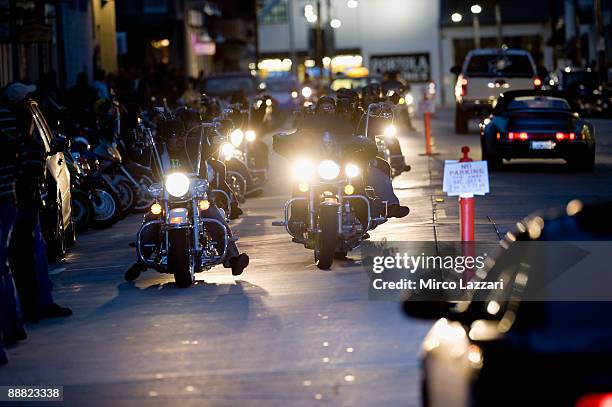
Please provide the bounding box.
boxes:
[175,107,201,131]
[336,88,359,114]
[157,118,184,140]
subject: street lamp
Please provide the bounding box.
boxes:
[471,4,482,48]
[347,0,358,8]
[330,18,342,28]
[470,4,482,14]
[451,12,463,23]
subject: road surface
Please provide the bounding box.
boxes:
[2,109,611,406]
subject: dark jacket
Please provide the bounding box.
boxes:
[0,102,25,204]
[273,113,377,162]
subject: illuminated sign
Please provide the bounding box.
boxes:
[370,53,431,83]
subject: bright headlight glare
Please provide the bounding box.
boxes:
[245,130,256,142]
[302,86,313,98]
[384,125,397,137]
[165,173,190,197]
[230,129,244,147]
[345,163,360,178]
[291,91,299,99]
[221,142,235,160]
[292,158,315,180]
[318,160,340,180]
[405,94,414,105]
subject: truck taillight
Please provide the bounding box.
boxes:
[533,77,542,89]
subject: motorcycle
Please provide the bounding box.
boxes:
[135,120,233,287]
[272,132,388,269]
[363,102,409,178]
[66,144,123,230]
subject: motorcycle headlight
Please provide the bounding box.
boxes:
[221,142,235,161]
[384,125,397,137]
[230,129,244,147]
[292,158,315,181]
[302,86,313,98]
[318,160,340,181]
[165,173,190,198]
[345,163,360,178]
[148,183,163,198]
[245,130,256,142]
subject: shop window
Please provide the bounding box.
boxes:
[258,0,288,25]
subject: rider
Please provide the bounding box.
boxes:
[124,116,249,282]
[175,106,243,219]
[358,83,408,173]
[274,95,409,219]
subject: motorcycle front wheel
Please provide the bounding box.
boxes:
[133,174,155,212]
[168,228,194,288]
[114,178,135,217]
[90,186,121,229]
[72,189,94,233]
[315,204,339,270]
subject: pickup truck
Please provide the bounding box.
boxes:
[452,48,541,134]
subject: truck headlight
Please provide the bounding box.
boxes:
[165,173,190,198]
[345,163,360,178]
[230,129,244,147]
[318,160,340,180]
[245,130,256,142]
[220,142,235,161]
[292,158,315,181]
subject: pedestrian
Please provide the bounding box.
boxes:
[5,82,72,323]
[92,68,110,100]
[64,72,99,127]
[0,82,31,366]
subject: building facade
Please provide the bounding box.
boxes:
[0,0,117,88]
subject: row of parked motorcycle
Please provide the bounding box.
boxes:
[36,90,275,264]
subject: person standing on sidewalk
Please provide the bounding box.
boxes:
[4,82,72,323]
[0,83,30,366]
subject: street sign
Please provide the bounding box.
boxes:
[443,160,489,197]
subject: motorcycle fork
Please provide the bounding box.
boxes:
[119,166,142,189]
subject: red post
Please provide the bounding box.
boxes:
[459,146,475,242]
[424,111,433,155]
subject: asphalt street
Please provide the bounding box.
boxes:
[2,109,612,406]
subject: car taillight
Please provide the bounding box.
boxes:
[533,77,543,89]
[555,132,576,141]
[508,132,529,140]
[575,393,612,407]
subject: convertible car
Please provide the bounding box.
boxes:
[480,90,595,171]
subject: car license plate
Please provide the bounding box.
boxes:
[530,141,555,150]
